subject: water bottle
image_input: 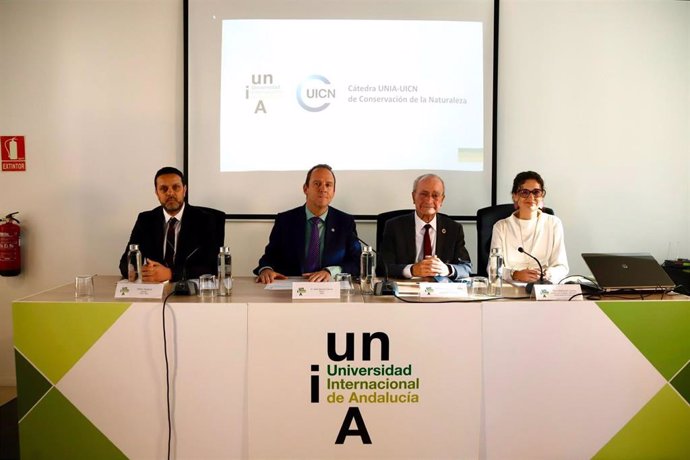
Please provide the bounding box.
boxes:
[488,247,503,296]
[127,244,143,283]
[217,246,232,295]
[360,246,376,295]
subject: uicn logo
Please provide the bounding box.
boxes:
[297,75,335,112]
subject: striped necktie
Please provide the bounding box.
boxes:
[164,217,178,268]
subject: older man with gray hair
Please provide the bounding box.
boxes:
[379,173,472,280]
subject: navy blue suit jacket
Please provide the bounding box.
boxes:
[119,204,224,281]
[254,205,361,277]
[380,212,472,280]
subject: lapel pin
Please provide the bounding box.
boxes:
[331,228,335,232]
[441,228,447,234]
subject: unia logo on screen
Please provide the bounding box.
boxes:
[297,75,335,112]
[245,73,282,114]
[310,331,420,444]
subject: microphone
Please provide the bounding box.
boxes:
[353,234,397,296]
[517,246,551,294]
[174,247,200,295]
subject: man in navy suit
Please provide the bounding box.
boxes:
[254,164,361,283]
[380,174,471,280]
[119,167,224,282]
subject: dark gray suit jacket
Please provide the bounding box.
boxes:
[379,212,472,280]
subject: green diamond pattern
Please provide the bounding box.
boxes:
[670,361,690,405]
[597,301,690,380]
[13,302,130,384]
[19,387,127,460]
[14,349,52,420]
[594,301,690,458]
[593,384,690,459]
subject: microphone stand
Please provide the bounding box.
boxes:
[174,247,201,295]
[517,246,551,294]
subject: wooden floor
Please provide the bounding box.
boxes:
[0,387,16,406]
[0,387,18,460]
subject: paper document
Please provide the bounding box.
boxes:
[264,278,353,291]
[263,279,302,290]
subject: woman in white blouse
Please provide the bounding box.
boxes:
[489,171,569,283]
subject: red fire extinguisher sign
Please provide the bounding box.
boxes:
[1,136,26,171]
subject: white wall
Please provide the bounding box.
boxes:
[0,0,688,386]
[498,0,689,275]
[0,0,183,385]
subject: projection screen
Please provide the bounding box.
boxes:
[187,0,497,218]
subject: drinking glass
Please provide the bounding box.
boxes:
[469,276,489,297]
[199,274,218,299]
[335,273,355,296]
[75,275,95,300]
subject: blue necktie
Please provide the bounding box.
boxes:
[305,217,321,273]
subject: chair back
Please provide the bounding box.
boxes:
[197,206,227,245]
[375,209,414,250]
[475,204,554,276]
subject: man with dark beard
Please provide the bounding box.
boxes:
[119,167,224,282]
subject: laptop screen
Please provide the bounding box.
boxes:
[581,253,675,290]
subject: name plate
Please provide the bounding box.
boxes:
[292,282,340,299]
[115,280,166,299]
[534,284,583,301]
[419,282,468,298]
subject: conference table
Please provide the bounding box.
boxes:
[12,276,690,459]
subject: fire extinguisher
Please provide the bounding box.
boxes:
[0,212,21,277]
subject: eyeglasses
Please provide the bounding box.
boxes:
[417,191,444,201]
[516,188,545,198]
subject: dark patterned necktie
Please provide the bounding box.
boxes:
[164,217,178,268]
[423,224,432,258]
[304,217,321,273]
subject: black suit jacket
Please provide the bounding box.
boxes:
[119,204,224,281]
[380,212,472,280]
[253,205,361,277]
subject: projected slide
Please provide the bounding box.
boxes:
[220,20,484,172]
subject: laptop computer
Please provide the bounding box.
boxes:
[581,253,676,290]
